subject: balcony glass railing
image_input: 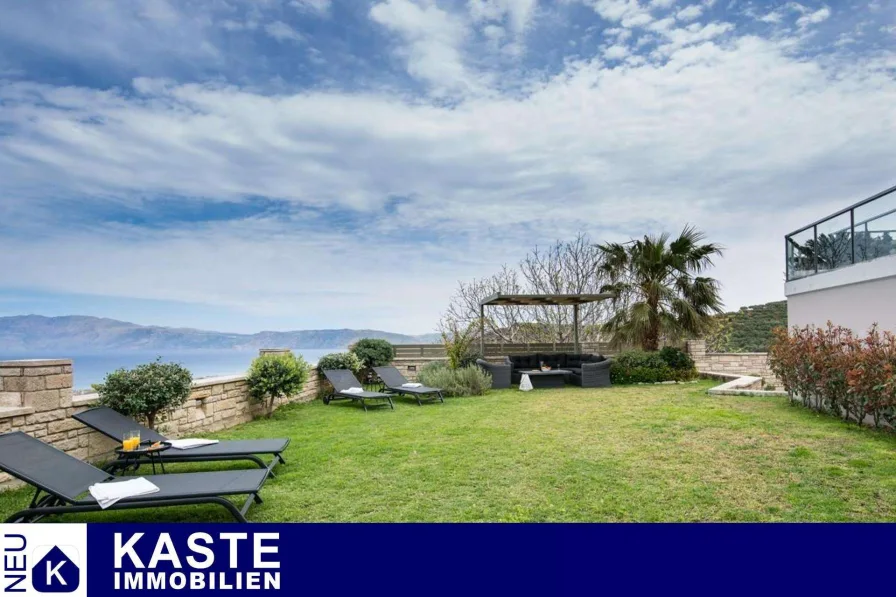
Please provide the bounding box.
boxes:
[786,185,896,281]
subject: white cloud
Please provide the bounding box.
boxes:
[289,0,332,15]
[649,0,677,8]
[468,0,538,34]
[604,44,630,59]
[589,0,653,24]
[370,0,479,95]
[1,1,894,328]
[676,4,704,20]
[796,7,831,28]
[758,10,783,24]
[264,21,304,43]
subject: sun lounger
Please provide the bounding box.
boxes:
[73,406,289,475]
[0,431,268,523]
[372,366,444,405]
[321,369,394,411]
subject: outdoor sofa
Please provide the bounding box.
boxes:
[475,359,512,389]
[73,406,289,476]
[0,431,268,523]
[321,369,394,411]
[504,353,612,388]
[373,366,444,405]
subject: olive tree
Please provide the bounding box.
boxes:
[246,353,310,418]
[96,358,193,429]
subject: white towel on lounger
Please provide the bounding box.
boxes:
[342,387,364,394]
[168,438,219,450]
[89,477,159,509]
[401,383,423,388]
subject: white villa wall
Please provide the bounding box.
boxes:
[785,253,896,333]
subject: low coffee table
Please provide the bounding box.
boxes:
[519,369,569,389]
[114,441,171,475]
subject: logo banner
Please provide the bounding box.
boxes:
[2,523,894,595]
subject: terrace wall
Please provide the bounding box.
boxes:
[0,352,443,490]
[685,340,777,387]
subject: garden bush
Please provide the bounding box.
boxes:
[95,358,193,429]
[418,361,492,397]
[317,352,363,373]
[440,320,479,370]
[247,353,310,417]
[659,346,695,373]
[768,323,896,427]
[350,338,395,384]
[610,348,696,384]
[350,338,395,368]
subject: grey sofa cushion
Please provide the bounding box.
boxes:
[566,353,583,367]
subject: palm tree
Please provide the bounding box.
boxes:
[597,226,724,351]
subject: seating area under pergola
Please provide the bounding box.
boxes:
[478,293,615,355]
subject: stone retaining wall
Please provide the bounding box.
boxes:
[685,340,777,388]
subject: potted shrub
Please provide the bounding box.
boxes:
[95,358,193,429]
[246,352,310,418]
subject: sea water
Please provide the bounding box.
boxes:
[0,349,338,390]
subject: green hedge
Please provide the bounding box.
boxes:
[610,348,697,384]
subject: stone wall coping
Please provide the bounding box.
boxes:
[702,371,788,398]
[192,374,247,389]
[0,359,72,367]
[72,394,100,407]
[704,352,769,357]
[0,406,35,419]
[69,374,250,406]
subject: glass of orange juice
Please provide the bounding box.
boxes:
[123,430,141,451]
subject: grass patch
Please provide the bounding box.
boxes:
[2,381,896,522]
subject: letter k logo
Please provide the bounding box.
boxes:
[32,546,80,593]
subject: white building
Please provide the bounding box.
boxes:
[785,184,896,333]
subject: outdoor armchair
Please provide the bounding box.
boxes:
[569,356,612,388]
[476,359,511,389]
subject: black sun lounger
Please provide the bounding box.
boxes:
[373,366,444,406]
[73,406,289,476]
[0,432,268,523]
[321,369,394,412]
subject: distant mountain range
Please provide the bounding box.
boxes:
[0,315,440,352]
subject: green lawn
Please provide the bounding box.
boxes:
[4,381,896,522]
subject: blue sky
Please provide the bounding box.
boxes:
[0,0,894,334]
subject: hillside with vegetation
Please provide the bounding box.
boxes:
[706,301,787,353]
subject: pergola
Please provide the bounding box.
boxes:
[478,293,615,355]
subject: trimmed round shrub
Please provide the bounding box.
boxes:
[659,347,694,370]
[247,353,310,418]
[96,358,193,429]
[418,361,492,397]
[610,348,698,384]
[317,352,363,373]
[350,338,395,368]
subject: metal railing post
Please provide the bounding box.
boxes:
[813,225,818,273]
[850,208,855,264]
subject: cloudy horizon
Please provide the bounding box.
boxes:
[0,0,894,335]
